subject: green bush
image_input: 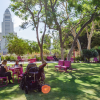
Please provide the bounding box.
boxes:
[94,46,100,55]
[43,49,50,55]
[5,56,11,60]
[10,56,16,61]
[83,49,92,59]
[1,56,5,61]
[77,60,79,63]
[64,50,69,59]
[75,56,84,61]
[51,49,61,56]
[36,56,41,61]
[90,49,99,57]
[82,49,99,62]
[3,56,17,61]
[28,56,31,59]
[43,56,47,60]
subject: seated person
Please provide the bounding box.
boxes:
[0,60,13,84]
[26,62,47,82]
[14,60,23,77]
[53,54,58,61]
[25,63,37,72]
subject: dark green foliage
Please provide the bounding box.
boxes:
[42,34,51,50]
[36,56,41,61]
[28,41,40,53]
[94,46,100,55]
[43,56,47,60]
[10,56,17,61]
[91,33,100,48]
[5,56,11,61]
[90,49,99,57]
[75,56,84,61]
[82,49,99,62]
[4,34,29,56]
[43,49,50,55]
[1,56,5,61]
[4,56,17,61]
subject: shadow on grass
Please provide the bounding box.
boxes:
[0,63,100,100]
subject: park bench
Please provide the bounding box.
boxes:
[47,56,54,61]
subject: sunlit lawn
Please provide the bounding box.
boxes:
[0,63,100,100]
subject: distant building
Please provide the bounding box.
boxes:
[0,8,17,54]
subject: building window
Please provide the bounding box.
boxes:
[5,16,10,19]
[5,20,10,21]
[5,22,10,25]
[5,26,10,29]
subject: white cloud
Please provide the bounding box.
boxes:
[13,16,24,28]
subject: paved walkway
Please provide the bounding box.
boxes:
[4,61,58,64]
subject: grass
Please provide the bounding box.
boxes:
[0,63,100,100]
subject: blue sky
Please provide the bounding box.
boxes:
[0,0,43,42]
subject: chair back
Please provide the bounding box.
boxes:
[71,58,74,62]
[58,60,64,66]
[20,67,23,74]
[64,60,71,67]
[17,56,22,60]
[94,57,98,61]
[29,58,36,63]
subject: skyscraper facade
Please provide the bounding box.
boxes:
[0,8,17,54]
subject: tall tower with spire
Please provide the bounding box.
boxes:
[0,8,17,54]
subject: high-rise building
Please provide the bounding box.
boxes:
[0,8,17,54]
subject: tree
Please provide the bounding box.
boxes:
[51,32,60,50]
[42,0,92,60]
[67,3,100,61]
[10,0,48,63]
[43,34,51,50]
[83,49,99,62]
[6,36,29,55]
[85,21,95,50]
[94,46,100,62]
[27,41,40,54]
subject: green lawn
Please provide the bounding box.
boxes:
[0,63,100,100]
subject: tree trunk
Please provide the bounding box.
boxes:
[99,55,100,62]
[59,28,64,60]
[87,37,91,50]
[88,58,90,63]
[77,39,82,56]
[86,21,95,50]
[67,12,96,61]
[67,41,76,61]
[40,45,44,63]
[71,27,82,56]
[61,43,64,60]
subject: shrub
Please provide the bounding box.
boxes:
[94,46,100,56]
[28,56,31,59]
[64,50,69,59]
[10,56,16,61]
[36,56,41,61]
[5,56,10,61]
[77,60,79,63]
[43,49,50,55]
[90,49,99,57]
[1,56,5,61]
[51,49,61,56]
[82,49,99,62]
[75,56,84,61]
[43,56,47,60]
[83,49,92,59]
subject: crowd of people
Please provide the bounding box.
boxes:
[0,60,23,84]
[0,60,46,85]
